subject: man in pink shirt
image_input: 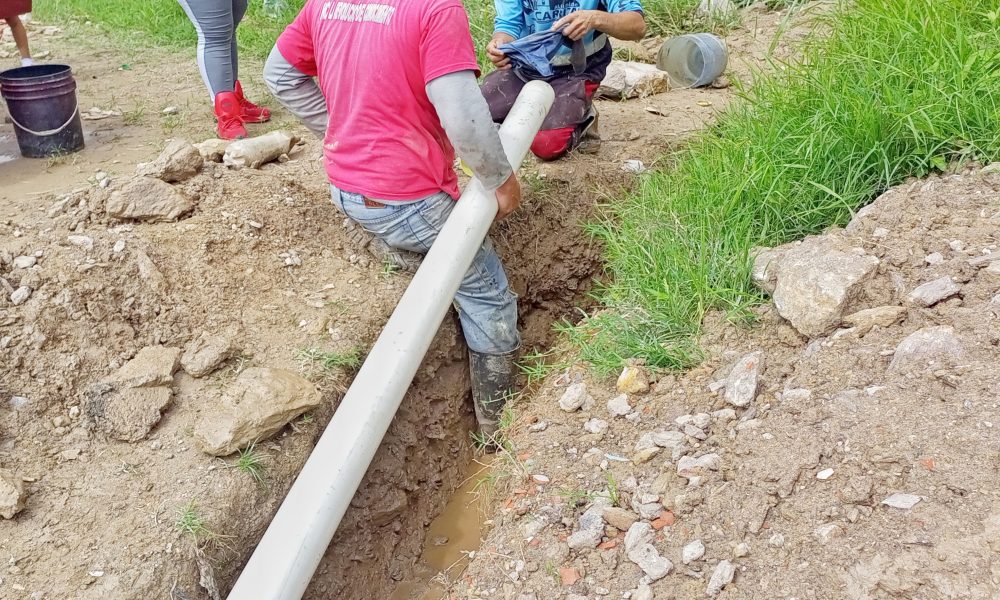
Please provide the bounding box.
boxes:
[264,0,523,445]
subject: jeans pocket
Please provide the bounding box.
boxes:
[340,194,411,234]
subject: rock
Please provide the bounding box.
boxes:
[624,523,673,580]
[781,388,811,403]
[559,383,591,412]
[682,539,705,564]
[924,252,944,265]
[768,533,785,547]
[750,246,785,294]
[813,523,842,545]
[905,276,961,307]
[107,177,194,222]
[706,560,736,596]
[194,367,322,456]
[984,261,1000,277]
[712,408,737,423]
[162,106,180,115]
[733,542,750,558]
[881,493,921,510]
[584,418,609,434]
[370,488,408,526]
[889,326,966,374]
[652,430,685,449]
[12,255,36,269]
[598,61,670,100]
[771,237,879,336]
[194,139,231,163]
[0,469,27,519]
[529,421,548,433]
[816,468,834,480]
[567,502,607,550]
[607,393,632,417]
[136,138,204,182]
[10,286,31,305]
[617,364,650,394]
[181,330,237,378]
[692,413,711,429]
[84,383,173,442]
[724,352,763,408]
[697,0,737,18]
[633,583,654,600]
[683,424,707,440]
[67,234,94,251]
[603,507,639,531]
[677,453,721,478]
[111,346,181,388]
[633,447,662,464]
[843,306,907,334]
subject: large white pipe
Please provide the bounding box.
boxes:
[227,80,554,600]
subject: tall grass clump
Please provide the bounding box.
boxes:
[577,0,1000,373]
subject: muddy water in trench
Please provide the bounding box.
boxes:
[390,458,495,599]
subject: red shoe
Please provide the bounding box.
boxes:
[235,80,271,123]
[214,91,247,140]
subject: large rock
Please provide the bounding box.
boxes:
[195,367,322,456]
[624,522,673,580]
[707,560,736,596]
[724,351,763,407]
[181,330,237,378]
[106,177,194,222]
[905,276,962,307]
[889,326,966,374]
[84,384,174,442]
[598,61,670,100]
[750,246,786,294]
[567,501,608,550]
[136,139,204,182]
[771,237,879,337]
[110,346,181,388]
[0,469,27,519]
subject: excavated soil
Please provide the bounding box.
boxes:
[1,5,824,599]
[460,169,1000,599]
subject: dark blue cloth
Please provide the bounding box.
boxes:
[498,30,577,78]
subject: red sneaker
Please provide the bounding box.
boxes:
[214,91,247,140]
[234,80,271,123]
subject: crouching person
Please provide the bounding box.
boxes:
[483,0,646,160]
[264,0,522,445]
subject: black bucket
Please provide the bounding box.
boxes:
[0,64,85,158]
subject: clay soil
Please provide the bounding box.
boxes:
[2,5,834,600]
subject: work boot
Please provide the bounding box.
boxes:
[469,349,518,452]
[234,80,272,123]
[575,107,601,155]
[214,92,247,140]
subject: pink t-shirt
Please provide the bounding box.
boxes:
[277,0,480,201]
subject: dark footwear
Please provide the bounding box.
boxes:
[235,80,271,123]
[214,91,247,140]
[469,349,518,452]
[575,107,601,155]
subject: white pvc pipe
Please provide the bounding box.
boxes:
[227,80,554,600]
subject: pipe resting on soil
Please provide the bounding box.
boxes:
[227,81,555,600]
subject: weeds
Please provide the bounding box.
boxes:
[517,349,568,386]
[471,403,529,504]
[576,0,1000,372]
[296,347,362,371]
[605,471,621,507]
[230,442,267,486]
[174,501,213,541]
[558,488,596,509]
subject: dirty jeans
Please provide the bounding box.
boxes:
[331,186,520,355]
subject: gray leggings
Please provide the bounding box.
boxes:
[177,0,248,100]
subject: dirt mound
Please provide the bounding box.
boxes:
[461,168,1000,599]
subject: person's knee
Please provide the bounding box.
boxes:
[531,127,574,161]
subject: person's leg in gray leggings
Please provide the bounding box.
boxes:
[176,0,248,100]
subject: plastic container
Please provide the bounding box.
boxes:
[656,33,728,88]
[0,64,85,158]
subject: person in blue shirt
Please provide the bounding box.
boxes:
[482,0,645,159]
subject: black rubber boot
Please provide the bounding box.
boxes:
[469,349,518,451]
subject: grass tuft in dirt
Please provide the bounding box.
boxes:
[578,0,1000,372]
[296,347,362,371]
[174,500,214,541]
[230,442,268,486]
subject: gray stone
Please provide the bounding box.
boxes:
[813,523,842,545]
[881,493,921,510]
[771,237,879,336]
[733,542,750,558]
[781,388,812,403]
[843,305,907,334]
[750,246,785,294]
[607,393,632,417]
[677,453,721,478]
[567,502,607,550]
[12,255,36,269]
[712,408,737,423]
[603,506,639,531]
[67,235,94,251]
[633,583,654,600]
[906,276,961,307]
[706,560,736,596]
[559,383,591,412]
[924,252,944,265]
[181,330,237,378]
[768,533,785,547]
[107,177,194,222]
[0,469,27,519]
[10,286,31,305]
[889,326,966,374]
[195,367,322,456]
[110,346,181,388]
[725,352,763,408]
[652,430,685,449]
[136,138,204,182]
[598,61,670,100]
[682,539,705,564]
[624,523,673,580]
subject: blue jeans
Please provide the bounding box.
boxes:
[331,186,520,355]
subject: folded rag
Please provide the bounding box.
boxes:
[498,30,585,77]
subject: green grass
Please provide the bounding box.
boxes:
[230,442,268,486]
[576,0,1000,373]
[296,347,362,371]
[174,500,213,540]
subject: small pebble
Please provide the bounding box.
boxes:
[816,468,835,480]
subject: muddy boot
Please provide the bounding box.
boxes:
[469,349,518,451]
[341,218,423,273]
[575,107,601,155]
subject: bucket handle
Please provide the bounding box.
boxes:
[7,101,80,137]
